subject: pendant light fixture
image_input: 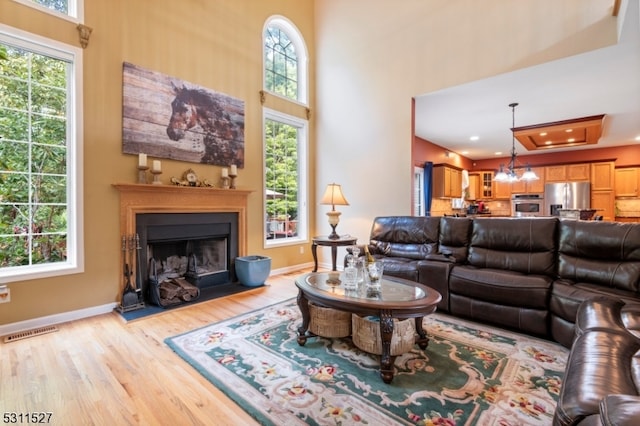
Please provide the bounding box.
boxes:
[494,103,539,183]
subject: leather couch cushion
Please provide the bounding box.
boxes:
[599,395,640,425]
[574,298,627,337]
[449,294,549,336]
[550,280,640,326]
[554,330,640,426]
[449,265,552,309]
[369,216,440,260]
[377,257,420,282]
[467,218,557,276]
[622,303,640,339]
[438,217,472,261]
[558,220,640,293]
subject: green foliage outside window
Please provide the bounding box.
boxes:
[30,0,69,15]
[265,120,299,223]
[0,44,68,267]
[264,26,298,101]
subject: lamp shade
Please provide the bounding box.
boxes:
[320,183,349,207]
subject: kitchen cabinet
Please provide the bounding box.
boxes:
[591,161,615,191]
[510,167,545,194]
[615,167,639,197]
[480,171,493,199]
[432,164,462,198]
[545,163,590,182]
[616,217,640,223]
[493,180,511,199]
[467,173,479,200]
[591,190,615,221]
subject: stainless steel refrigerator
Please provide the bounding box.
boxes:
[544,182,591,216]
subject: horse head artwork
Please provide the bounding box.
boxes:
[166,82,244,166]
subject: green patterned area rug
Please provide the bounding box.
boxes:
[165,299,568,425]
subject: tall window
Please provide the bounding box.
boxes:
[264,110,307,244]
[0,25,83,281]
[263,17,308,246]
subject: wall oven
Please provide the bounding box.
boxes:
[511,194,544,217]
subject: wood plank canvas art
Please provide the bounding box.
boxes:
[122,62,244,167]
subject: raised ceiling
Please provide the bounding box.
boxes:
[513,114,605,151]
[414,0,640,161]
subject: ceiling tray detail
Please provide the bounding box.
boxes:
[513,114,605,151]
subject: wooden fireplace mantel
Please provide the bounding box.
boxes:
[113,183,254,256]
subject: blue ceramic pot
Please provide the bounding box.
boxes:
[235,255,271,287]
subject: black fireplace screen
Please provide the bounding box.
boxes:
[148,237,227,283]
[136,212,239,302]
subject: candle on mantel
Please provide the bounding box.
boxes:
[221,168,229,178]
[230,164,237,175]
[138,153,147,168]
[152,160,161,172]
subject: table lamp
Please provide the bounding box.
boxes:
[320,183,350,239]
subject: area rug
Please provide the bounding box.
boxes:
[165,299,568,425]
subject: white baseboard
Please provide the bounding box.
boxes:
[0,262,319,337]
[0,302,118,337]
[270,261,315,275]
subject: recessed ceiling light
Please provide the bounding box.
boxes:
[567,138,575,142]
[469,136,479,141]
[495,151,502,155]
[635,135,640,141]
[565,129,573,133]
[461,150,469,155]
[540,132,547,136]
[545,141,552,145]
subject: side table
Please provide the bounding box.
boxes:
[311,235,357,272]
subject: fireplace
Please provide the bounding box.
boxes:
[113,183,252,309]
[136,212,239,304]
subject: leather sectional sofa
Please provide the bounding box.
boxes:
[359,215,640,425]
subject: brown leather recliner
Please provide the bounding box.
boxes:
[553,298,640,425]
[550,220,640,347]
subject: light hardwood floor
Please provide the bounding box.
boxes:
[0,269,307,425]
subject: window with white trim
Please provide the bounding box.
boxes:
[263,16,309,247]
[263,17,308,105]
[11,0,83,22]
[0,24,83,281]
[264,110,308,245]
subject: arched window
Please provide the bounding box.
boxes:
[263,17,308,104]
[262,17,309,247]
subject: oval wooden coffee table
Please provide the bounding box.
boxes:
[295,272,442,383]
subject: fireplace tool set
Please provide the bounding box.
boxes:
[116,234,145,313]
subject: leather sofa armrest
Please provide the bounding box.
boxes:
[599,394,640,425]
[425,252,464,264]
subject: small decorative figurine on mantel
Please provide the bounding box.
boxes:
[170,169,215,187]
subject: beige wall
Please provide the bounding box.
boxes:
[314,0,618,244]
[0,0,316,325]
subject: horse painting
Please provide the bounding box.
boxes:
[166,82,244,166]
[122,62,244,167]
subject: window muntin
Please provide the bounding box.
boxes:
[0,24,83,281]
[264,26,298,100]
[263,17,308,105]
[264,110,307,246]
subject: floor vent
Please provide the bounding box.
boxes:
[3,325,59,343]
